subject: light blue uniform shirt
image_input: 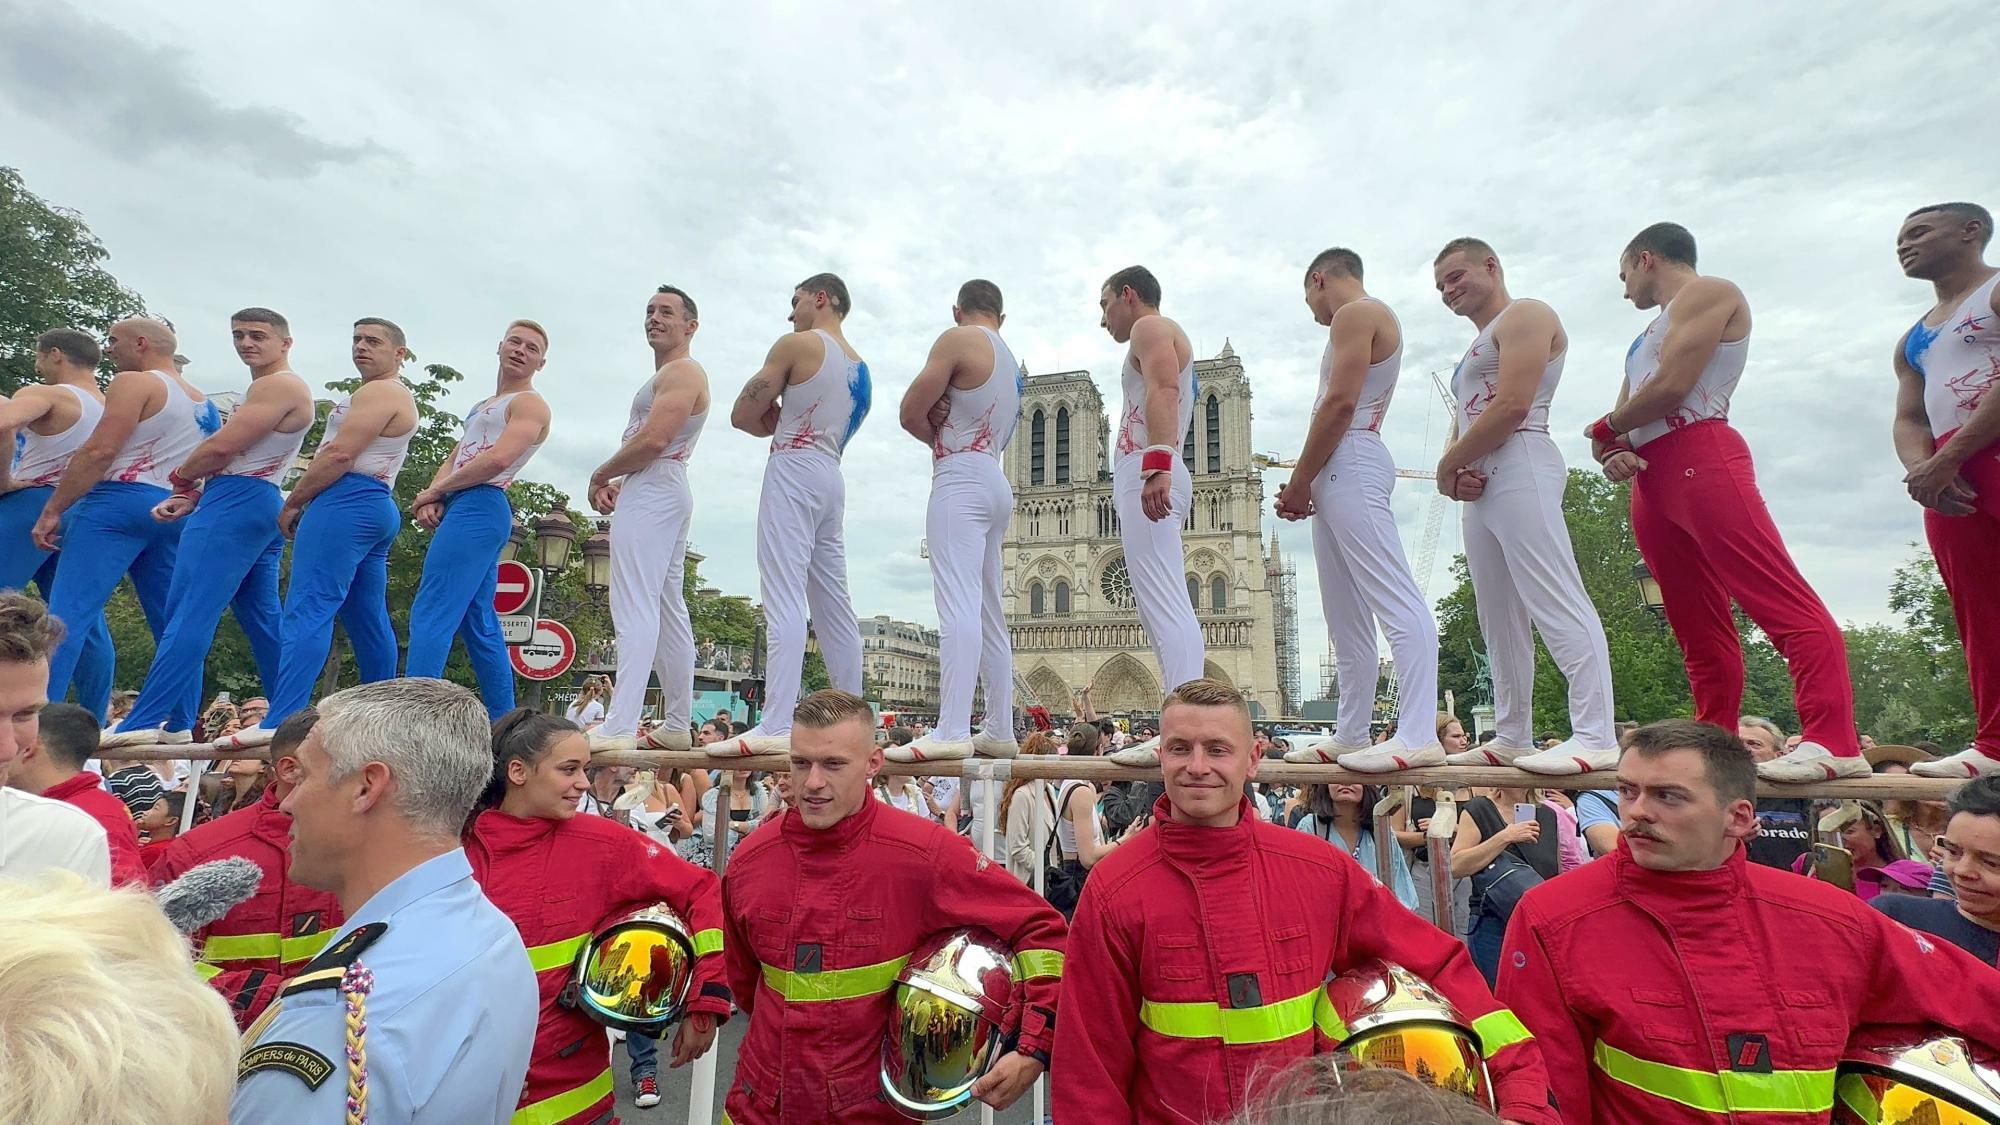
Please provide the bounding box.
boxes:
[232,848,538,1124]
[1294,814,1420,910]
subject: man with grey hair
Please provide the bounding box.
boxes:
[233,677,537,1124]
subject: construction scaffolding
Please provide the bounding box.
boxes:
[1267,529,1301,717]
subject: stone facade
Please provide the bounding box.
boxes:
[1002,342,1294,718]
[859,614,942,712]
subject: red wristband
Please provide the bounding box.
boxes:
[1140,448,1175,477]
[167,468,202,494]
[1585,414,1622,445]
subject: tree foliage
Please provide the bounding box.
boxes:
[1434,469,1801,736]
[0,167,147,392]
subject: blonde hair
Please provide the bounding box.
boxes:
[0,874,237,1125]
[507,318,550,351]
[1162,678,1247,713]
[792,689,874,731]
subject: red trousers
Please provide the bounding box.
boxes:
[1925,431,2000,761]
[1630,421,1858,755]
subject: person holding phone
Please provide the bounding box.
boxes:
[1452,786,1560,983]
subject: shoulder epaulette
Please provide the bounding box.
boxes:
[279,922,387,997]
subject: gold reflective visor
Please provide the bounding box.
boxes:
[879,979,1007,1119]
[574,915,695,1033]
[1835,1071,2000,1125]
[1335,1024,1495,1107]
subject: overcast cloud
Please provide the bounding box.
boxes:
[3,0,1991,694]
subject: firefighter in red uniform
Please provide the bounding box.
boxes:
[720,689,1066,1124]
[1053,678,1558,1125]
[11,703,149,884]
[150,708,341,1027]
[1499,718,2000,1122]
[467,709,729,1125]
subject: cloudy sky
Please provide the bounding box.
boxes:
[3,1,1991,694]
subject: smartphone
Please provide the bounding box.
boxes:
[1513,803,1538,824]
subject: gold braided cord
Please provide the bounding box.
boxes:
[340,962,375,1125]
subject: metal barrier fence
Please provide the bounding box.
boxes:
[114,744,1965,1123]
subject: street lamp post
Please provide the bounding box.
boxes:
[521,507,579,710]
[1633,561,1666,614]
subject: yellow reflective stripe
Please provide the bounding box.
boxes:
[1140,988,1320,1045]
[759,955,910,1002]
[692,928,724,957]
[200,932,281,961]
[1836,1075,1882,1124]
[1312,992,1349,1041]
[1472,1009,1534,1056]
[1592,1041,1835,1114]
[525,933,592,974]
[194,961,224,981]
[281,931,333,964]
[1011,949,1064,980]
[510,1067,613,1125]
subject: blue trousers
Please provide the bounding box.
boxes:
[262,474,400,729]
[118,476,286,733]
[405,485,514,719]
[626,1029,658,1081]
[0,487,113,717]
[45,482,183,717]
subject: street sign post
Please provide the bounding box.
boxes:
[510,620,576,682]
[495,560,541,644]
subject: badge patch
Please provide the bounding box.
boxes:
[239,1041,334,1089]
[1726,1033,1773,1073]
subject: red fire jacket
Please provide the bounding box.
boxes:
[150,783,343,1028]
[1054,797,1557,1125]
[44,770,146,886]
[721,796,1067,1124]
[467,808,730,1125]
[1499,841,2000,1122]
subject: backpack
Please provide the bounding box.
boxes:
[1041,781,1090,916]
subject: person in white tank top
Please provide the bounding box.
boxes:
[1274,249,1442,772]
[103,308,317,745]
[1096,266,1207,768]
[585,286,711,755]
[1430,240,1619,776]
[35,317,220,720]
[0,329,115,717]
[889,279,1023,765]
[1591,223,1863,784]
[714,274,870,757]
[220,317,418,749]
[1894,203,2000,780]
[404,320,553,720]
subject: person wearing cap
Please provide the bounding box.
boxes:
[232,679,537,1125]
[1054,678,1556,1125]
[149,708,340,1029]
[1498,719,2000,1123]
[1855,859,1938,899]
[466,709,729,1123]
[1875,777,2000,967]
[719,688,1066,1123]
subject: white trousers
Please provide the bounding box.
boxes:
[1460,434,1616,749]
[927,458,1014,741]
[756,452,862,733]
[602,463,694,738]
[1310,433,1439,746]
[1114,459,1205,691]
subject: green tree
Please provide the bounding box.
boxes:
[1433,469,1799,734]
[0,167,147,392]
[1847,550,1974,747]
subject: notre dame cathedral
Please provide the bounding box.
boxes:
[1001,342,1300,719]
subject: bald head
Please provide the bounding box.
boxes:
[108,317,179,370]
